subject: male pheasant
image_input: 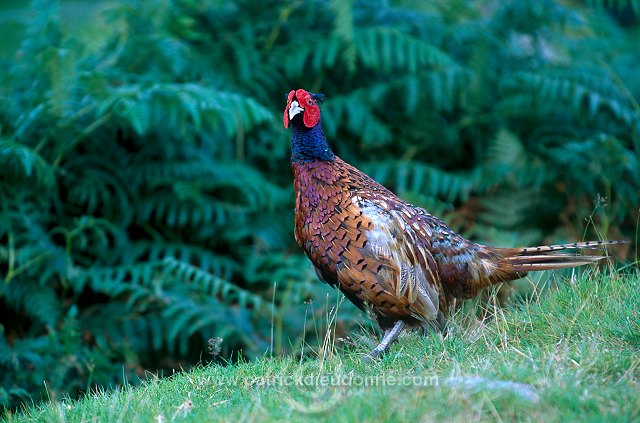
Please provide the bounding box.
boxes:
[285,88,622,359]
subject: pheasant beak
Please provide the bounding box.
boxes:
[288,100,304,121]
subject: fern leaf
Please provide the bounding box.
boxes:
[0,139,55,186]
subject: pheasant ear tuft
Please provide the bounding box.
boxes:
[311,93,326,103]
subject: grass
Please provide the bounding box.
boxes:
[4,268,640,422]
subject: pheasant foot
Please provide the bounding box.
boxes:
[363,320,406,361]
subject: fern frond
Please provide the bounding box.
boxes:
[354,27,455,74]
[0,139,55,186]
[97,83,274,138]
[363,160,478,204]
[331,0,356,72]
[500,70,639,127]
[0,280,60,326]
[63,155,132,217]
[322,96,392,146]
[128,241,237,278]
[71,258,265,310]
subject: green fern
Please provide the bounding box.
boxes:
[0,281,60,326]
[363,160,478,205]
[353,27,455,75]
[0,139,55,187]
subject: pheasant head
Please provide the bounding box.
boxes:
[284,88,333,163]
[283,89,325,129]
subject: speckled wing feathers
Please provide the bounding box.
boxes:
[355,196,442,324]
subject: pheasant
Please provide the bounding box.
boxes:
[285,88,623,359]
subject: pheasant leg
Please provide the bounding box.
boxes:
[363,320,406,360]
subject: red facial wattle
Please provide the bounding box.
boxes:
[284,90,295,128]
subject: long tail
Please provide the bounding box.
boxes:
[497,240,627,275]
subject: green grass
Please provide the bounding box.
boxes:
[4,269,640,422]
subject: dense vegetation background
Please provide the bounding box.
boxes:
[0,0,638,411]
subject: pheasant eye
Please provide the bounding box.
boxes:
[308,99,313,105]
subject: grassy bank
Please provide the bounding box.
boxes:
[5,268,639,422]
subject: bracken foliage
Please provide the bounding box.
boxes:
[0,0,638,411]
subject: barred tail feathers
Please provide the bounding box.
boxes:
[495,240,626,276]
